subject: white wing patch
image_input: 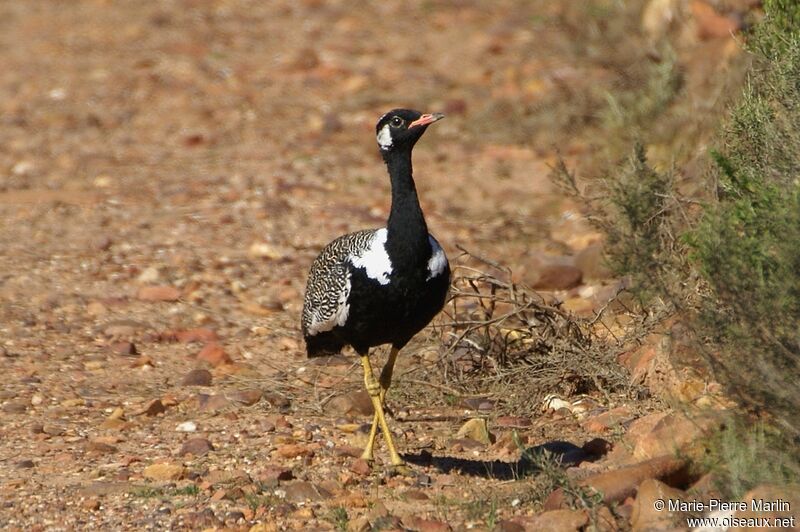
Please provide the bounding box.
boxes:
[427,235,448,280]
[377,124,393,151]
[349,228,392,285]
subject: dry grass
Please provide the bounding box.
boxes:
[403,250,637,414]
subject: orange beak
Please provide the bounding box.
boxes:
[408,112,445,129]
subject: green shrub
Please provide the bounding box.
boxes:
[701,419,800,499]
[590,0,800,436]
[686,8,800,436]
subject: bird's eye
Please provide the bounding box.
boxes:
[390,116,404,128]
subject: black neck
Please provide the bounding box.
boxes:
[383,149,430,262]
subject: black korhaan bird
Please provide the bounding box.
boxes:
[301,109,450,468]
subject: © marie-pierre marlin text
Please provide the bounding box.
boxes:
[670,498,791,513]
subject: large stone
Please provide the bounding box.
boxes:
[509,509,589,531]
[135,399,167,417]
[180,437,214,456]
[274,444,314,459]
[137,285,181,302]
[257,466,294,487]
[282,481,332,503]
[633,411,720,461]
[545,456,688,509]
[690,0,740,40]
[732,484,800,531]
[350,458,371,476]
[228,389,262,406]
[181,369,212,386]
[631,479,688,531]
[175,328,218,343]
[109,341,138,357]
[143,462,185,481]
[401,516,452,532]
[325,391,374,417]
[581,406,634,434]
[533,263,583,290]
[196,342,232,367]
[196,394,232,413]
[456,418,494,445]
[575,243,611,280]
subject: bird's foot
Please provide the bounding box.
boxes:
[387,463,413,477]
[360,449,375,462]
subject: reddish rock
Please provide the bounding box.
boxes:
[324,390,374,417]
[180,437,214,456]
[625,411,670,442]
[3,401,28,414]
[449,438,487,451]
[274,444,314,459]
[109,341,138,356]
[81,497,101,511]
[510,509,589,531]
[181,369,213,386]
[175,328,218,343]
[460,397,496,411]
[687,472,723,502]
[196,343,232,367]
[545,456,688,509]
[203,468,250,487]
[402,516,452,532]
[575,243,611,280]
[334,445,364,458]
[690,0,740,40]
[137,285,181,302]
[130,355,154,368]
[495,416,532,428]
[581,406,634,433]
[196,394,231,413]
[257,466,294,486]
[350,458,371,476]
[732,484,800,531]
[402,489,429,501]
[143,463,184,481]
[86,441,117,454]
[533,263,583,290]
[43,425,65,436]
[618,344,657,385]
[631,478,688,531]
[282,481,331,503]
[228,389,262,406]
[633,411,721,461]
[497,519,525,532]
[273,415,293,430]
[136,399,167,417]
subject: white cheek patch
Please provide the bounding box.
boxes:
[427,235,448,281]
[349,228,392,285]
[377,124,393,151]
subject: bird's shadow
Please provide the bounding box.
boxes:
[402,440,592,481]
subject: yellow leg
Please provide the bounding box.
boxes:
[362,348,400,462]
[359,352,404,466]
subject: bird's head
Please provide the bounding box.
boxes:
[375,109,444,154]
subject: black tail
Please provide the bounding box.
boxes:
[304,332,345,358]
